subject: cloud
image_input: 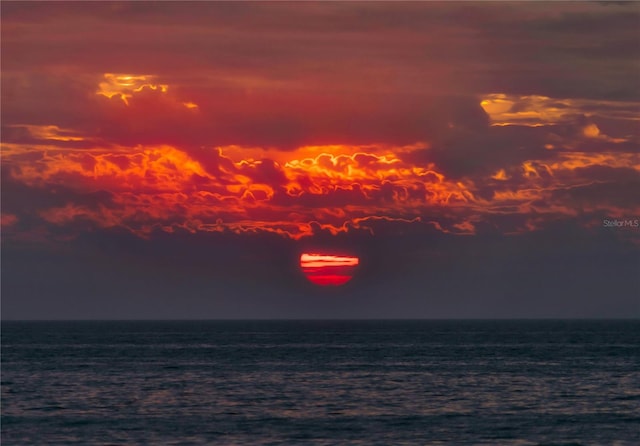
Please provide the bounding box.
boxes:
[2,2,638,247]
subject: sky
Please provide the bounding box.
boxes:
[1,1,639,319]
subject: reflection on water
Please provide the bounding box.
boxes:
[2,320,640,445]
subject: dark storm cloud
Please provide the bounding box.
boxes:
[0,170,119,242]
[400,99,557,179]
[1,177,115,216]
[548,180,640,212]
[560,165,640,184]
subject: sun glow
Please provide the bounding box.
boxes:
[97,73,169,105]
[300,253,360,286]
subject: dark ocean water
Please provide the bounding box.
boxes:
[2,320,639,445]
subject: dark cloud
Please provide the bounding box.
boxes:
[4,2,637,100]
[1,72,100,129]
[549,180,640,211]
[3,3,638,149]
[1,172,115,218]
[402,99,558,179]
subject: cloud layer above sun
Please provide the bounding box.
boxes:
[2,2,639,244]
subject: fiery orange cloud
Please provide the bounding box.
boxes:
[95,73,198,112]
[5,137,638,239]
[2,75,638,242]
[4,77,486,239]
[480,93,640,128]
[97,73,168,105]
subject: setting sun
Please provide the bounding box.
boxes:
[300,253,360,286]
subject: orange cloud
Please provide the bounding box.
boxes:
[2,76,638,242]
[96,73,169,106]
[5,134,638,239]
[3,137,482,238]
[481,93,640,128]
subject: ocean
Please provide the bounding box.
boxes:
[2,320,639,445]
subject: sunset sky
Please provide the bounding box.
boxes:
[2,2,639,319]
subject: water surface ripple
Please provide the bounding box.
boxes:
[2,320,639,445]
